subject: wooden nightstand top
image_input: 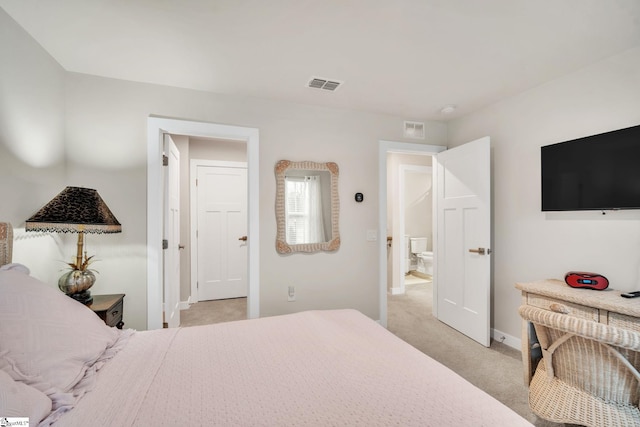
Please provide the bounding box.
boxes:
[87,293,125,312]
[87,294,125,329]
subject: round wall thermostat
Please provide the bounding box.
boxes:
[355,193,364,202]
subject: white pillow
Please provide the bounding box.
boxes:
[0,369,52,424]
[0,267,120,393]
[0,263,30,274]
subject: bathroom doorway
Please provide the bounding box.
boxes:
[399,163,433,295]
[378,140,445,328]
[379,138,492,346]
[386,153,434,330]
[387,153,434,296]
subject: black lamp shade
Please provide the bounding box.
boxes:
[25,187,121,234]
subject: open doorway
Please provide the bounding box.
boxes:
[386,152,434,333]
[377,140,445,328]
[393,161,433,296]
[379,137,493,347]
[147,117,259,331]
[168,136,249,327]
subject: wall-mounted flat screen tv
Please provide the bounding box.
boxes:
[541,124,640,211]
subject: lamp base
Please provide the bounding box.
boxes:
[58,269,96,305]
[68,290,93,305]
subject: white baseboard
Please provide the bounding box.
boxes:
[179,296,194,310]
[390,287,404,295]
[491,328,520,350]
[164,300,192,311]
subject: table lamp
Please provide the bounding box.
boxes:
[25,186,122,304]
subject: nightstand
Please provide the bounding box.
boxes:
[88,294,125,329]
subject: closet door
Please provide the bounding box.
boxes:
[196,164,248,301]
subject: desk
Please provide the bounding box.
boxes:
[515,279,640,385]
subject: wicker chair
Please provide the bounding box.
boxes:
[519,305,640,426]
[0,222,12,267]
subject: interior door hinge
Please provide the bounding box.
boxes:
[162,239,168,250]
[162,155,168,166]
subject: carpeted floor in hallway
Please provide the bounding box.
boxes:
[180,297,247,326]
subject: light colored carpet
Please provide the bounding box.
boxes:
[180,297,247,327]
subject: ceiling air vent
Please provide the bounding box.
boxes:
[308,77,342,91]
[404,121,425,139]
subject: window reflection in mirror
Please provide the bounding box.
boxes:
[275,160,340,254]
[285,171,331,244]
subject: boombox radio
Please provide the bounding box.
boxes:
[564,271,609,290]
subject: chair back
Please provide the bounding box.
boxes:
[0,222,12,267]
[519,305,640,405]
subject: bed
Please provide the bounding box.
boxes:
[0,223,532,426]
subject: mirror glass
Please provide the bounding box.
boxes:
[275,160,340,253]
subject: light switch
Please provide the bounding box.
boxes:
[366,229,377,241]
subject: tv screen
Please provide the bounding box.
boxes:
[541,124,640,211]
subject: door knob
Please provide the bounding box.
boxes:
[178,244,185,250]
[469,247,486,255]
[238,236,248,241]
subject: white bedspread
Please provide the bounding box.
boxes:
[52,309,532,426]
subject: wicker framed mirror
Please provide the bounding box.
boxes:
[275,160,340,254]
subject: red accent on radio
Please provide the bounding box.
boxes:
[564,272,609,290]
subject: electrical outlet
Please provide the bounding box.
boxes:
[288,286,296,302]
[366,229,377,241]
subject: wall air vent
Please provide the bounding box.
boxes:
[308,77,342,91]
[404,121,425,139]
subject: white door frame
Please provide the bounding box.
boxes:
[147,117,259,330]
[378,140,445,327]
[190,159,248,302]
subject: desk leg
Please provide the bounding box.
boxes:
[521,318,532,385]
[521,318,542,386]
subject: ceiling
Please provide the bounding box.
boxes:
[2,0,639,121]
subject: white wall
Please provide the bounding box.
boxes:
[0,10,449,332]
[448,46,640,339]
[0,6,439,329]
[189,137,246,162]
[4,4,638,341]
[0,10,67,284]
[404,168,432,247]
[62,73,448,328]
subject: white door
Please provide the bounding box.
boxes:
[435,137,491,346]
[163,134,181,328]
[197,165,248,301]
